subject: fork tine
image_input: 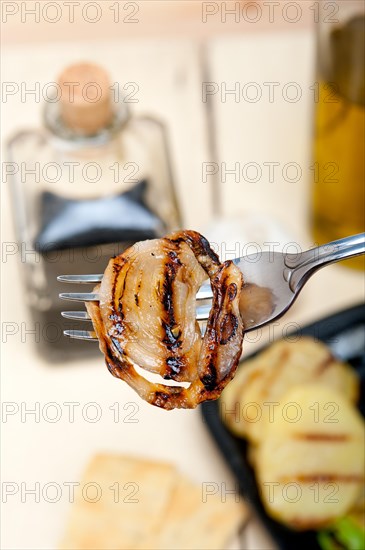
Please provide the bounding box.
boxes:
[61,311,91,321]
[196,282,213,300]
[196,304,211,321]
[59,292,99,302]
[64,329,98,341]
[58,276,212,299]
[61,305,211,338]
[57,274,103,284]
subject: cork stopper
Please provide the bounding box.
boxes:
[58,62,113,135]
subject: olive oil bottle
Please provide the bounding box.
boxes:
[312,4,364,270]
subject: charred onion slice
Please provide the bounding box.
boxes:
[87,230,244,409]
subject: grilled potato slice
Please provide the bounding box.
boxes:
[220,337,359,444]
[255,384,365,530]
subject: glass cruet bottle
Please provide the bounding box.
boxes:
[7,62,182,361]
[311,0,365,270]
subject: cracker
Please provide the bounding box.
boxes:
[59,454,177,550]
[138,476,247,550]
[60,454,247,550]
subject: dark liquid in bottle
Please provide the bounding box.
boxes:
[32,181,164,361]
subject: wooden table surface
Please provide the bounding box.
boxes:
[1,18,364,550]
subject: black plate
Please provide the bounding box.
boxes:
[201,304,365,550]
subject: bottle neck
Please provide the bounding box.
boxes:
[43,99,130,152]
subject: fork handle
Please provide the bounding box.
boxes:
[285,233,365,292]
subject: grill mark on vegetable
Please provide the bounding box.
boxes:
[200,268,228,391]
[164,356,185,379]
[108,316,124,336]
[166,231,220,274]
[153,387,183,408]
[134,279,142,307]
[159,249,185,379]
[110,260,132,341]
[110,259,126,316]
[153,391,170,406]
[288,516,338,530]
[294,433,349,442]
[162,322,182,349]
[219,313,238,345]
[315,355,336,375]
[112,260,124,274]
[111,337,124,357]
[118,265,131,316]
[201,319,219,390]
[279,473,364,483]
[201,368,217,391]
[190,233,220,265]
[108,264,125,336]
[111,263,122,314]
[227,282,237,300]
[161,251,182,348]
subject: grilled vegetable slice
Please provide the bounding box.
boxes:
[256,385,365,530]
[220,338,359,443]
[87,230,244,410]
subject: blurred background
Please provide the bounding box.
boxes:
[1,1,364,549]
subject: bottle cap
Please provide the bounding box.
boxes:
[58,62,113,135]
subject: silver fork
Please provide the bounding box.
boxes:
[58,233,365,341]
